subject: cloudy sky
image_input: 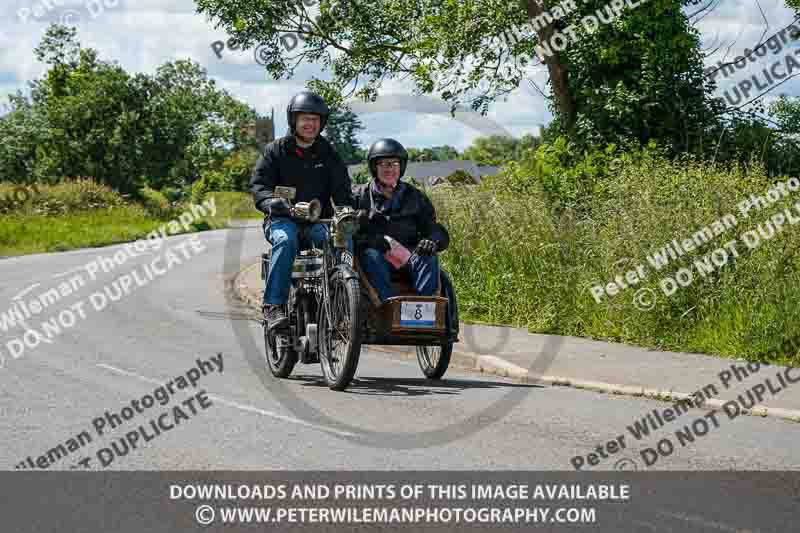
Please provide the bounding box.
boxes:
[0,0,798,150]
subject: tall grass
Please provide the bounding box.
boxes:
[430,154,800,365]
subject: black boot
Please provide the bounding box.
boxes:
[263,304,289,331]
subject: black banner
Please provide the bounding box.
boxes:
[2,471,799,532]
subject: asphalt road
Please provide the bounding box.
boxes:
[1,226,799,531]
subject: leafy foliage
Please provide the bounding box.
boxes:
[462,134,541,165]
[444,169,475,185]
[323,109,365,164]
[0,177,125,216]
[196,0,716,150]
[351,168,371,185]
[406,145,461,162]
[0,25,256,194]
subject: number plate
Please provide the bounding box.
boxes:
[400,302,436,328]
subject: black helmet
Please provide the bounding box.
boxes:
[286,91,329,135]
[367,138,408,179]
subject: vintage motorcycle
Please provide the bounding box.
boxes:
[261,188,459,391]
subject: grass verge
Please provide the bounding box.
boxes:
[429,156,800,366]
[0,190,261,257]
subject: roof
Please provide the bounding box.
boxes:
[477,165,501,177]
[347,159,500,187]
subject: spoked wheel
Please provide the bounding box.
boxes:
[318,271,363,391]
[418,276,457,380]
[263,302,297,378]
[417,342,453,380]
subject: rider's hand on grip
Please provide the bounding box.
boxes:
[415,239,438,256]
[268,197,291,218]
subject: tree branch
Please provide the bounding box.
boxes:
[706,14,800,80]
[727,72,800,112]
[689,0,721,26]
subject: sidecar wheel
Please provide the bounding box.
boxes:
[417,342,452,380]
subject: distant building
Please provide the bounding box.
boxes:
[347,160,501,186]
[240,109,275,150]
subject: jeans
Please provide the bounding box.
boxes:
[359,247,440,302]
[263,218,353,306]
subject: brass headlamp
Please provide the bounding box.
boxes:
[292,198,322,222]
[332,206,357,248]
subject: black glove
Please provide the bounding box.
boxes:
[356,209,389,228]
[370,211,389,226]
[355,209,369,228]
[415,239,438,256]
[266,197,291,218]
[367,234,391,253]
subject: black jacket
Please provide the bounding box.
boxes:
[353,180,450,253]
[250,135,354,222]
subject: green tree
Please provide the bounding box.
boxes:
[0,94,50,184]
[323,108,364,164]
[463,135,520,165]
[145,59,255,188]
[1,24,255,192]
[516,133,542,159]
[432,145,460,160]
[406,146,460,162]
[770,96,800,136]
[195,0,712,148]
[28,27,153,193]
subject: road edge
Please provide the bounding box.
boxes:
[232,263,800,425]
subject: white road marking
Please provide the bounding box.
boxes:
[51,265,90,279]
[96,363,358,438]
[12,283,40,300]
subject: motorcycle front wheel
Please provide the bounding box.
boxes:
[318,271,363,391]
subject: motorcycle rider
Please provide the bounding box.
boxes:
[353,138,449,302]
[250,90,354,331]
